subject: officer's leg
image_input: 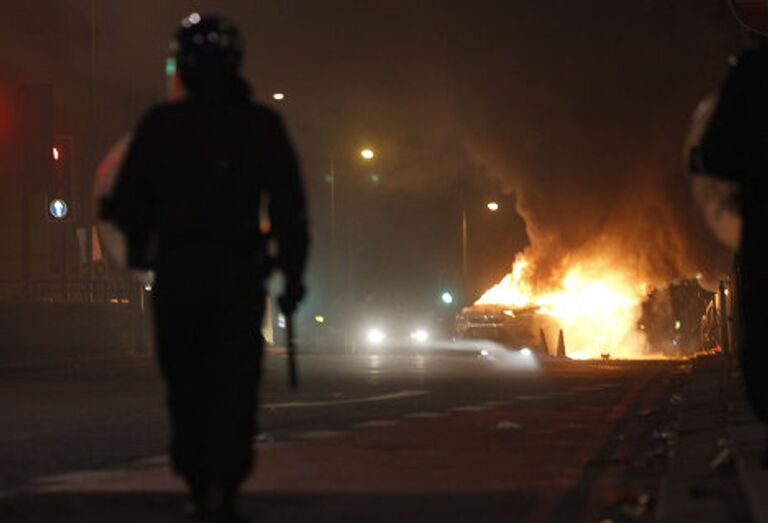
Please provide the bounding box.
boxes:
[152,278,209,487]
[205,288,265,490]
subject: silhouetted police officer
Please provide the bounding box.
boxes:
[691,35,768,443]
[101,13,308,522]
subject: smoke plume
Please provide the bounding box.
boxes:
[456,1,740,292]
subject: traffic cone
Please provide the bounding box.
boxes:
[539,329,550,355]
[556,329,567,359]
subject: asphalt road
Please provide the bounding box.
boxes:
[0,349,684,521]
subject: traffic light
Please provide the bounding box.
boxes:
[441,291,455,305]
[48,135,74,222]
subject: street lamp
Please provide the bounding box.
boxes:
[487,201,499,212]
[272,93,285,101]
[360,148,375,160]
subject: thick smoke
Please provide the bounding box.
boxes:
[456,1,740,292]
[467,134,733,291]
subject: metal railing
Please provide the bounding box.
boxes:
[0,278,138,306]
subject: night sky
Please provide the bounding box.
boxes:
[0,1,745,312]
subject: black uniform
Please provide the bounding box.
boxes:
[101,77,308,493]
[693,43,768,422]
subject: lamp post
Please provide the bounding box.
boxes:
[461,201,500,279]
[328,148,375,351]
[330,147,375,244]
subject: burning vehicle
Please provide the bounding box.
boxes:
[467,255,651,359]
[455,303,558,355]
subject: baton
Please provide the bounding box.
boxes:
[286,313,299,390]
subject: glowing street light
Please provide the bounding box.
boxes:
[360,148,375,160]
[441,291,454,305]
[272,93,285,101]
[487,201,499,212]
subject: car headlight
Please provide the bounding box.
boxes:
[410,329,429,343]
[520,347,533,357]
[366,328,386,345]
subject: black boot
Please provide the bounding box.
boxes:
[209,484,249,523]
[184,478,212,521]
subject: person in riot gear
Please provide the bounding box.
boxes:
[690,31,768,456]
[100,13,309,522]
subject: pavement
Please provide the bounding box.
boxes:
[657,353,767,523]
[0,352,765,522]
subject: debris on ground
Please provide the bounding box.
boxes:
[618,492,653,520]
[709,448,732,470]
[496,420,521,430]
[601,491,654,522]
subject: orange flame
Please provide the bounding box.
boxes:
[476,255,650,359]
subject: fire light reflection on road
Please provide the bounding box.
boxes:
[416,340,541,372]
[361,342,540,374]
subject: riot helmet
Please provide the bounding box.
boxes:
[172,13,244,89]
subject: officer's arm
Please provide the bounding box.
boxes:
[693,50,763,182]
[100,107,162,268]
[264,114,309,282]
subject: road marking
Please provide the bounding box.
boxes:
[293,430,346,440]
[405,412,448,419]
[352,420,400,428]
[33,469,126,486]
[254,432,279,444]
[262,390,429,409]
[452,405,492,412]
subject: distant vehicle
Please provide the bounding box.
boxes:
[356,320,435,352]
[455,304,558,355]
[350,305,448,353]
